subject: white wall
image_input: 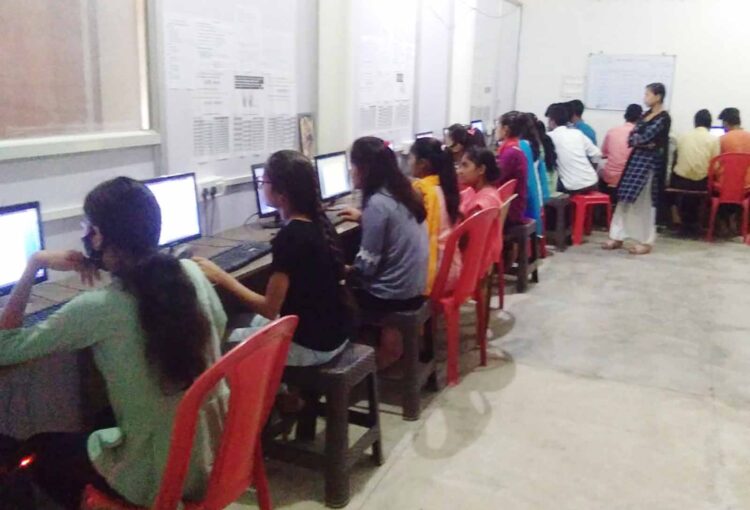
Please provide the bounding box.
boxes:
[516,0,750,141]
[448,0,477,124]
[414,0,453,135]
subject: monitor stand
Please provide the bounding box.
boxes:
[259,215,284,229]
[168,244,194,259]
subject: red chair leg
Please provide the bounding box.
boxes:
[572,201,586,245]
[741,199,750,239]
[539,235,548,258]
[444,306,460,386]
[497,260,505,310]
[585,205,594,235]
[254,446,272,510]
[605,202,613,228]
[706,199,719,242]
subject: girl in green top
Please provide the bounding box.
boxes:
[0,177,227,509]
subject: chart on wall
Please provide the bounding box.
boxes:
[585,54,676,111]
[353,0,417,144]
[164,1,298,165]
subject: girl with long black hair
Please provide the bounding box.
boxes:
[409,137,462,293]
[195,150,352,366]
[339,136,428,368]
[0,177,227,508]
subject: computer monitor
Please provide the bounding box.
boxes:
[251,164,278,218]
[470,119,485,132]
[143,173,202,248]
[315,152,352,202]
[0,202,46,296]
[710,126,726,138]
[415,131,434,139]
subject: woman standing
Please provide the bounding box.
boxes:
[604,83,671,255]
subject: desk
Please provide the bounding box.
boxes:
[0,220,361,439]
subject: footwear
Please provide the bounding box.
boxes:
[602,239,623,250]
[628,244,652,255]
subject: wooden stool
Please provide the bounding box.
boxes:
[544,195,571,251]
[361,302,436,421]
[503,219,539,293]
[265,343,383,509]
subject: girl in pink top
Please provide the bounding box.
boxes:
[458,147,503,262]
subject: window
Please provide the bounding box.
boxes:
[0,0,157,160]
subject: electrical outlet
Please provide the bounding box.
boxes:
[197,176,226,200]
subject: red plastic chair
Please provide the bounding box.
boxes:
[491,197,515,312]
[497,179,517,203]
[82,316,298,510]
[431,208,499,386]
[570,192,612,245]
[706,153,750,242]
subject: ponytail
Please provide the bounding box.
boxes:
[125,254,211,393]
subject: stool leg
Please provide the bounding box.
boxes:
[324,385,350,508]
[517,237,529,293]
[367,373,385,464]
[445,306,461,386]
[531,233,540,284]
[401,321,421,421]
[572,201,586,245]
[585,206,594,235]
[556,205,567,251]
[296,392,319,442]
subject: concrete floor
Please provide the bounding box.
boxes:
[231,232,750,510]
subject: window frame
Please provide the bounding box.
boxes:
[0,0,160,162]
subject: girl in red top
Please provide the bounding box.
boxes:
[495,113,529,226]
[458,147,503,262]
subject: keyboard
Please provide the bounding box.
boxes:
[24,301,68,327]
[326,211,345,226]
[210,241,272,272]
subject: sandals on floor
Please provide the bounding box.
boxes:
[628,244,652,255]
[601,239,623,250]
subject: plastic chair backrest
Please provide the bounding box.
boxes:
[431,207,499,305]
[708,153,750,204]
[152,316,298,510]
[497,179,518,204]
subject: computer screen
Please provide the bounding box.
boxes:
[710,126,725,138]
[251,164,278,218]
[0,202,46,296]
[470,119,485,132]
[415,131,434,139]
[315,152,352,201]
[143,173,202,247]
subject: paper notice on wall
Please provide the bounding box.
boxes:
[561,75,585,99]
[192,96,231,161]
[165,16,195,90]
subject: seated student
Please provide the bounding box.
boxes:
[718,107,750,188]
[669,110,719,230]
[458,147,504,263]
[339,137,428,367]
[0,177,227,509]
[547,103,603,194]
[601,104,643,188]
[495,112,529,226]
[518,113,551,234]
[568,99,597,144]
[409,137,462,293]
[446,123,486,166]
[195,150,352,367]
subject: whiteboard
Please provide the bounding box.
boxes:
[585,54,676,111]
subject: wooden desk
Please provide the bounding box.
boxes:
[0,220,361,439]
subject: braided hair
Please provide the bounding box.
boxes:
[264,150,347,280]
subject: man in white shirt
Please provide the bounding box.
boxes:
[546,103,602,194]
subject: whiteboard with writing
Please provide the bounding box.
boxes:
[586,54,676,111]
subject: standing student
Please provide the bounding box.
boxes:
[409,138,462,293]
[670,109,719,230]
[446,123,486,166]
[546,104,602,194]
[0,177,227,509]
[568,99,597,144]
[495,113,529,226]
[339,137,428,368]
[458,147,503,262]
[601,104,643,187]
[604,83,672,255]
[195,150,352,367]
